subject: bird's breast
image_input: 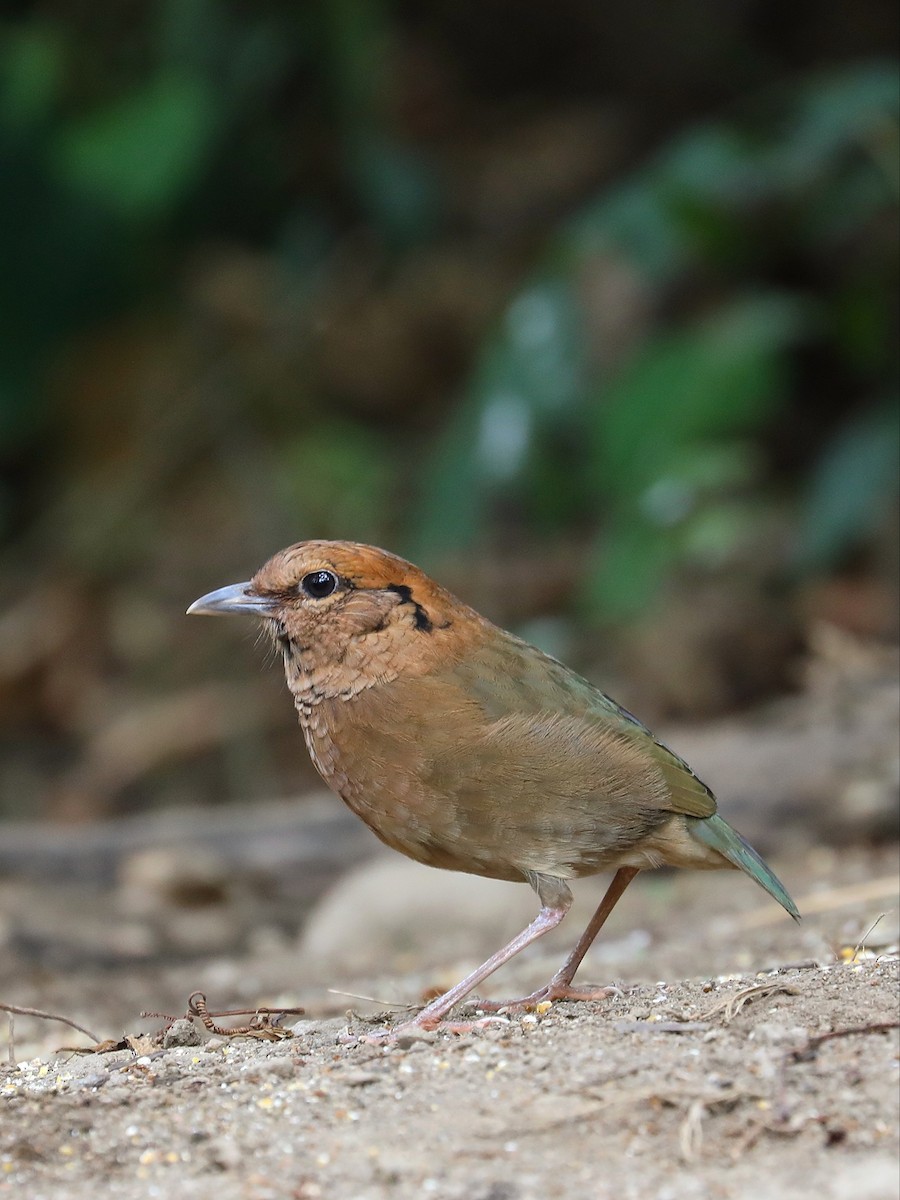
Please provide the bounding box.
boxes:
[298,687,520,877]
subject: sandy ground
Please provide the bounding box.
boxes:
[2,834,898,1200]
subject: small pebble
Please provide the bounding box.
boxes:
[392,1029,437,1049]
[258,1056,294,1078]
[163,1019,202,1049]
[290,1019,323,1037]
[69,1072,109,1091]
[205,1136,243,1170]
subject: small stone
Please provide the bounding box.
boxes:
[163,1019,202,1049]
[290,1019,323,1037]
[206,1136,243,1170]
[69,1072,109,1091]
[259,1056,294,1078]
[393,1029,437,1049]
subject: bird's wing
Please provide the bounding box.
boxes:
[635,729,717,819]
[449,631,718,821]
[546,684,717,820]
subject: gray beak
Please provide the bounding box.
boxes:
[187,582,274,617]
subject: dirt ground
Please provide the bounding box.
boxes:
[2,832,898,1200]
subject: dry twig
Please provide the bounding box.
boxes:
[701,981,800,1024]
[327,987,416,1009]
[679,1098,707,1163]
[789,1020,900,1062]
[848,913,886,963]
[0,1002,100,1046]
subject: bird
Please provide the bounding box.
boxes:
[188,540,799,1034]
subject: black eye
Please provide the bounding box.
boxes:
[301,570,338,600]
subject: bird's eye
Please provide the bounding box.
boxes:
[300,570,338,600]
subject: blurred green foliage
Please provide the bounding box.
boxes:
[1,4,897,610]
[1,3,897,590]
[415,64,899,618]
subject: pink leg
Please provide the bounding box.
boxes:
[475,866,640,1012]
[352,876,574,1041]
[398,901,570,1031]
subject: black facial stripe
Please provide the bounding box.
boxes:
[385,583,433,633]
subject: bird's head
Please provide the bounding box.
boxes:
[188,540,468,697]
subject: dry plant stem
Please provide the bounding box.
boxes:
[187,992,303,1037]
[850,912,885,961]
[701,982,800,1024]
[0,1002,99,1044]
[327,989,417,1009]
[790,1020,900,1061]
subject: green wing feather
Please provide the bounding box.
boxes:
[462,633,718,819]
[585,689,717,820]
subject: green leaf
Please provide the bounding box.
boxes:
[583,518,676,620]
[794,400,900,571]
[656,125,769,204]
[569,178,690,283]
[52,71,220,221]
[593,294,810,494]
[409,399,486,558]
[276,422,397,543]
[681,500,761,569]
[411,277,587,552]
[0,24,64,133]
[778,64,900,191]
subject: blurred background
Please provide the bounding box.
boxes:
[0,2,897,832]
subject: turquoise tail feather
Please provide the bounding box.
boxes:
[690,814,800,921]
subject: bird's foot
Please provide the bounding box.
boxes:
[470,981,620,1013]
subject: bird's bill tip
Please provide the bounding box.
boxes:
[186,582,271,617]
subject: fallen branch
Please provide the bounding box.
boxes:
[0,1002,100,1045]
[789,1020,900,1062]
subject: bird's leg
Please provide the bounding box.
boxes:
[356,879,574,1040]
[474,866,640,1012]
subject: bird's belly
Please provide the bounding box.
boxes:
[299,706,658,884]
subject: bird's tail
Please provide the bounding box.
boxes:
[690,813,800,921]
